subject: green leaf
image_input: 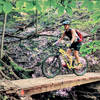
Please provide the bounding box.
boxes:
[25,2,34,11]
[91,11,100,18]
[91,15,100,23]
[51,0,57,8]
[44,0,50,7]
[3,2,13,13]
[57,4,64,16]
[43,0,50,10]
[0,5,3,13]
[95,1,100,8]
[87,1,94,11]
[69,0,76,8]
[91,26,99,34]
[10,71,14,75]
[93,48,96,52]
[81,0,87,8]
[81,54,86,57]
[0,0,4,4]
[64,0,68,6]
[81,0,94,11]
[36,0,41,12]
[16,1,24,8]
[94,40,100,46]
[65,6,72,16]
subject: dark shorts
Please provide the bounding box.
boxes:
[69,42,82,51]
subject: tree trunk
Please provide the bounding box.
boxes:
[0,13,7,59]
[36,9,38,34]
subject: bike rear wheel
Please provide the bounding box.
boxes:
[73,56,88,76]
[42,54,61,78]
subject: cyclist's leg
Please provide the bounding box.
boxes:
[66,48,72,59]
[66,48,73,66]
[74,50,80,63]
[73,42,82,69]
[72,42,81,63]
[62,48,72,67]
[74,50,83,69]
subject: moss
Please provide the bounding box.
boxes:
[10,61,34,78]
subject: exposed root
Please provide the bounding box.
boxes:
[0,69,10,79]
[0,59,20,80]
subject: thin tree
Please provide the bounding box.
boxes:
[0,13,7,59]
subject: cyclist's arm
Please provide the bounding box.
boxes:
[71,29,76,44]
[58,32,66,42]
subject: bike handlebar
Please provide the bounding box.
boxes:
[47,41,71,53]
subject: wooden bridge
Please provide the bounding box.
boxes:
[0,72,100,98]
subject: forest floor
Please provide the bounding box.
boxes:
[0,26,100,100]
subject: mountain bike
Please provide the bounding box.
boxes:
[42,42,88,78]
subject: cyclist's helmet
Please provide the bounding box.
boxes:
[62,20,71,25]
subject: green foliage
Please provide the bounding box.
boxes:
[95,1,100,9]
[25,2,34,11]
[6,20,15,28]
[65,5,72,16]
[10,61,34,78]
[3,2,12,14]
[3,96,8,100]
[0,0,13,14]
[0,0,99,19]
[10,61,23,71]
[80,40,100,56]
[91,11,100,23]
[91,26,99,34]
[86,0,94,11]
[79,0,100,24]
[64,0,76,16]
[0,22,3,27]
[69,0,76,8]
[0,0,4,4]
[16,0,24,8]
[57,4,65,16]
[50,0,57,8]
[14,0,77,16]
[81,0,93,11]
[0,5,2,13]
[16,0,34,12]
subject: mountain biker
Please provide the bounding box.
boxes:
[55,20,82,69]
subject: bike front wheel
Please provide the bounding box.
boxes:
[73,56,88,76]
[42,54,61,78]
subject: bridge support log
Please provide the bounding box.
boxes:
[11,73,100,96]
[0,73,100,97]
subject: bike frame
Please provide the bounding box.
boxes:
[59,48,75,69]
